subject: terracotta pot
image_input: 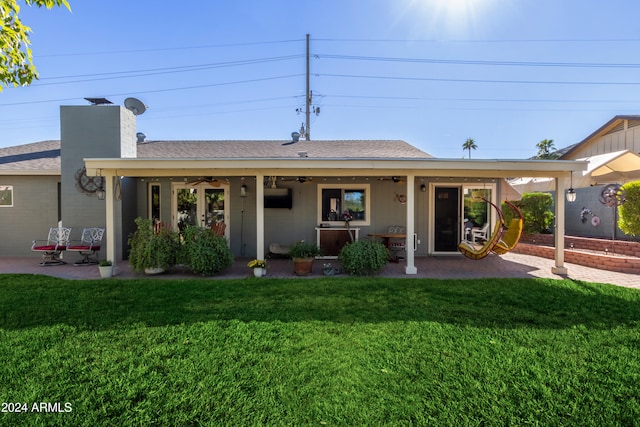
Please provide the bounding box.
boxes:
[293,257,314,276]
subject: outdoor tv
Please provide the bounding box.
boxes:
[264,188,292,209]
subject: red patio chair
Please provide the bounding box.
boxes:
[31,227,72,266]
[67,227,105,265]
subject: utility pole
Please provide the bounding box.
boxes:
[305,33,311,141]
[296,34,318,140]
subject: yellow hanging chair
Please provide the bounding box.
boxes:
[492,201,524,255]
[458,198,505,260]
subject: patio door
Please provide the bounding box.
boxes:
[462,186,495,241]
[433,187,461,252]
[172,182,229,237]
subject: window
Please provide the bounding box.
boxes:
[318,184,370,225]
[0,186,13,207]
[149,183,161,221]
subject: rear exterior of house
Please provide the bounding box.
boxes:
[1,103,584,275]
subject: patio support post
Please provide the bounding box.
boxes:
[256,174,265,261]
[105,174,117,268]
[551,176,568,275]
[405,174,417,274]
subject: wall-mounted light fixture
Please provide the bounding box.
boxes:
[420,183,427,192]
[240,177,247,197]
[96,170,106,200]
[566,172,576,203]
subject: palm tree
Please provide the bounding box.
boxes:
[462,138,477,159]
[536,139,559,159]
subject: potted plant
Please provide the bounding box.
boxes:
[247,259,266,277]
[288,241,321,275]
[128,217,180,274]
[98,259,113,278]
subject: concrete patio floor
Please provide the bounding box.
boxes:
[1,253,639,289]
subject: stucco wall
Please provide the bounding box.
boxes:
[60,105,137,261]
[0,175,61,257]
[125,176,507,258]
[127,177,421,258]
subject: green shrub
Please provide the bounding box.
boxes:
[619,181,640,236]
[288,241,321,259]
[128,217,180,272]
[516,193,554,234]
[181,225,234,276]
[339,239,388,276]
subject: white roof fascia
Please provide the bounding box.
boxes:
[85,157,587,178]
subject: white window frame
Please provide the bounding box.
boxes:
[317,183,371,226]
[0,185,13,207]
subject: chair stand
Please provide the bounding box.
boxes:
[37,250,67,266]
[71,249,100,266]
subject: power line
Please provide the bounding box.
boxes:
[325,94,640,104]
[35,37,640,59]
[37,39,304,58]
[0,75,304,107]
[318,73,640,86]
[40,55,303,80]
[30,55,303,86]
[314,37,640,43]
[316,54,640,69]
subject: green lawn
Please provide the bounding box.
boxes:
[1,274,639,426]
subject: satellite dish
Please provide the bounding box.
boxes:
[124,97,147,116]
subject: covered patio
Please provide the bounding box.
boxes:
[85,156,587,276]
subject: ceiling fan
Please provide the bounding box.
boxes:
[281,176,313,184]
[189,176,221,187]
[379,176,405,183]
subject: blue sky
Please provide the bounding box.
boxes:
[2,0,640,158]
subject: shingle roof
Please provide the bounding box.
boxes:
[136,140,432,159]
[0,140,61,172]
[0,139,432,173]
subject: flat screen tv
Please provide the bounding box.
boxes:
[264,188,292,209]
